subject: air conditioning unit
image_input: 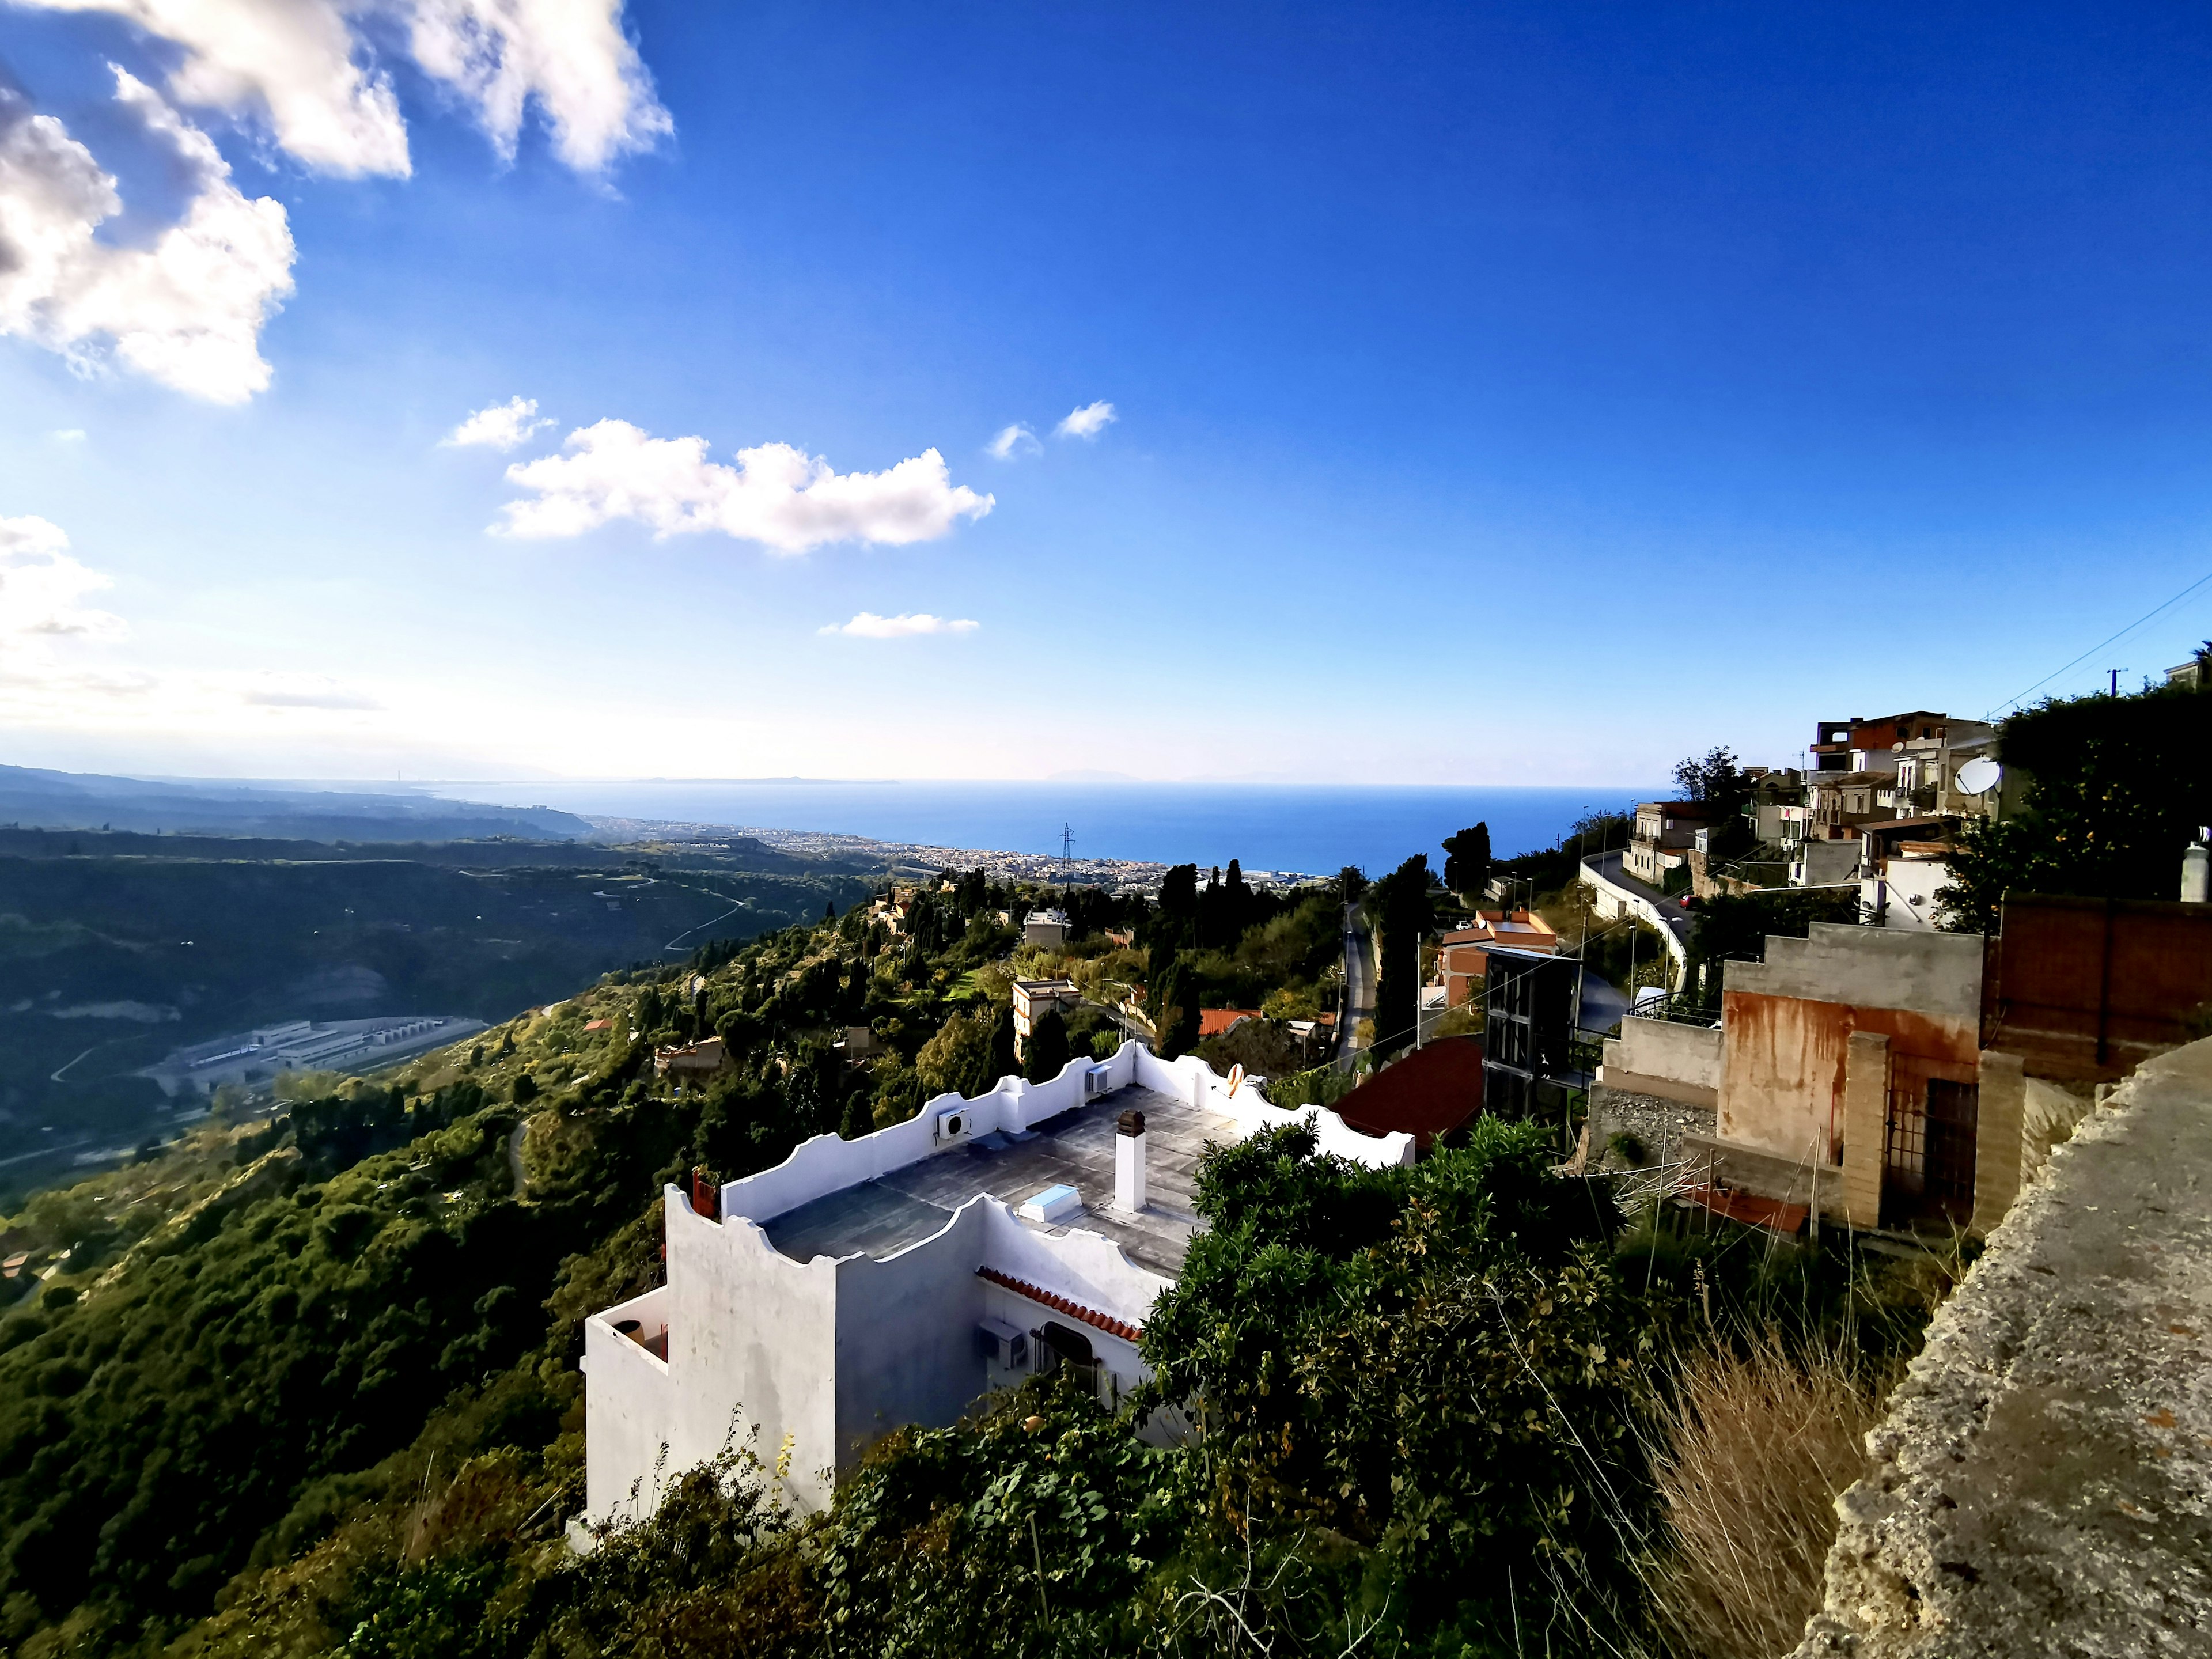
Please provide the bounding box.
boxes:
[975,1317,1029,1369]
[1084,1065,1111,1097]
[935,1108,969,1143]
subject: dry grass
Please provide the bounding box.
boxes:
[1641,1334,1880,1659]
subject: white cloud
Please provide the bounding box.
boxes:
[1055,400,1116,440]
[819,612,980,638]
[985,422,1040,460]
[445,395,552,450]
[239,671,381,709]
[51,428,86,441]
[0,70,296,403]
[19,0,412,176]
[17,0,671,177]
[407,0,673,172]
[497,420,996,552]
[0,514,127,642]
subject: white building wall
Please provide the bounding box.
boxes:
[582,1285,673,1523]
[832,1202,991,1466]
[584,1037,1400,1528]
[665,1190,842,1510]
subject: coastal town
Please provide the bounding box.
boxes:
[3,2,2210,1653]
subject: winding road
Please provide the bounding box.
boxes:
[1335,902,1375,1073]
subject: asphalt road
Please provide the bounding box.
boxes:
[1583,848,1698,950]
[1336,902,1374,1073]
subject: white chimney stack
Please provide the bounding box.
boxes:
[1114,1108,1147,1213]
[2184,830,2210,905]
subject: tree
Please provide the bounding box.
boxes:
[1673,745,1753,813]
[1441,822,1492,899]
[1022,1007,1070,1083]
[1151,956,1199,1059]
[1369,853,1433,1057]
[1337,864,1368,904]
[914,1012,990,1099]
[1937,680,2212,933]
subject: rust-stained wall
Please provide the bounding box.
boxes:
[1719,988,1978,1161]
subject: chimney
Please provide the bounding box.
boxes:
[1114,1109,1147,1213]
[2184,831,2210,905]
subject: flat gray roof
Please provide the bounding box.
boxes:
[759,1083,1232,1278]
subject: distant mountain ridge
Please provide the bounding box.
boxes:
[0,764,594,843]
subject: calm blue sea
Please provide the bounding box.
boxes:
[433,779,1643,878]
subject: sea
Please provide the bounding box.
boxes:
[429,779,1645,879]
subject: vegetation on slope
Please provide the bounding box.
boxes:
[0,864,1956,1657]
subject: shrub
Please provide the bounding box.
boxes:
[1639,1334,1878,1659]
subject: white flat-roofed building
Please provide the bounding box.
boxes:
[582,1040,1413,1524]
[1023,909,1070,948]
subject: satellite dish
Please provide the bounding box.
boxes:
[1955,757,2001,796]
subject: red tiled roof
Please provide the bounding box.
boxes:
[1334,1035,1484,1151]
[1199,1008,1262,1037]
[584,1018,611,1032]
[976,1266,1143,1342]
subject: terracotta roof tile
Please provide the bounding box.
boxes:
[976,1266,1143,1342]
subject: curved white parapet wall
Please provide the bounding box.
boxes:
[1577,852,1690,981]
[1128,1044,1415,1168]
[720,1037,1409,1228]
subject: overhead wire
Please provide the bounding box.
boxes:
[1986,566,2212,718]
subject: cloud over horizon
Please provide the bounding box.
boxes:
[240,672,382,710]
[446,396,554,451]
[495,420,995,552]
[1055,400,1116,440]
[819,612,980,638]
[0,70,297,403]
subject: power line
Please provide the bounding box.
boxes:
[1987,567,2212,718]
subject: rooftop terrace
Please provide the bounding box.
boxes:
[759,1082,1231,1277]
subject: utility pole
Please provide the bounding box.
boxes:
[2107,668,2126,696]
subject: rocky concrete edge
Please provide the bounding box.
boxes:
[1791,1037,2212,1658]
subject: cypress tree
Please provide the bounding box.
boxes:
[1024,1007,1071,1083]
[1370,854,1434,1058]
[1442,823,1492,900]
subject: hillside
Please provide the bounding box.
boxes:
[0,870,1952,1659]
[0,767,591,844]
[0,834,875,1205]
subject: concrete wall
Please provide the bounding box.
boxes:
[1718,988,1978,1164]
[1130,1045,1414,1166]
[1577,855,1690,983]
[582,1286,672,1523]
[665,1189,842,1510]
[1790,839,1861,887]
[721,1042,1143,1224]
[1599,1016,1722,1108]
[1862,855,1950,930]
[833,1200,990,1467]
[1726,922,1983,1022]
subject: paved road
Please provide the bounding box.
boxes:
[507,1120,528,1200]
[1335,902,1374,1073]
[1582,849,1698,950]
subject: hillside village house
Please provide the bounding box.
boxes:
[1010,978,1081,1058]
[1858,817,1964,930]
[1623,800,1727,887]
[1433,911,1559,1007]
[1596,922,2025,1234]
[653,1036,733,1081]
[1024,908,1070,948]
[579,1041,1412,1527]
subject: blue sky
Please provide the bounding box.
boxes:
[2,2,2210,785]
